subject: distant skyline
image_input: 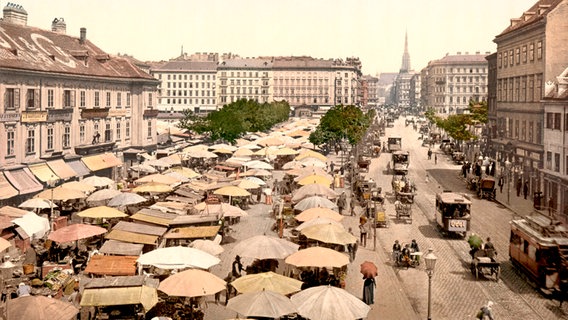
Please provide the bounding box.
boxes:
[19,0,537,75]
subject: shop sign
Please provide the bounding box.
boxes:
[21,111,48,123]
[81,108,109,119]
[0,113,20,122]
[47,109,73,122]
[108,109,127,117]
[143,109,159,118]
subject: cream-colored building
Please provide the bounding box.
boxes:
[420,52,489,115]
[490,0,568,207]
[0,4,158,198]
[217,58,273,108]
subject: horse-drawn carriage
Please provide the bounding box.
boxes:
[470,249,500,281]
[392,175,415,203]
[452,151,466,164]
[395,201,412,223]
[477,177,496,201]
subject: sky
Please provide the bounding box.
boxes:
[19,0,538,75]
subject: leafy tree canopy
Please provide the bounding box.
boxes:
[178,99,290,143]
[309,105,373,148]
[424,100,488,142]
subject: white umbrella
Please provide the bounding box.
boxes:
[227,290,297,319]
[18,198,57,210]
[295,217,344,231]
[137,246,220,269]
[232,235,299,260]
[244,176,266,186]
[291,285,371,320]
[294,196,338,211]
[130,164,157,174]
[245,160,274,170]
[81,175,115,188]
[86,189,122,203]
[107,193,147,207]
[189,239,224,256]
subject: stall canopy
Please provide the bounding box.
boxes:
[80,276,159,312]
[105,230,159,245]
[99,240,144,256]
[12,212,50,239]
[46,159,77,180]
[81,153,122,172]
[3,167,43,195]
[112,221,167,237]
[27,162,59,183]
[129,209,177,227]
[0,172,19,200]
[83,255,138,276]
[65,158,90,177]
[163,226,221,240]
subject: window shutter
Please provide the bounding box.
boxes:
[70,90,76,107]
[34,89,40,109]
[14,89,20,109]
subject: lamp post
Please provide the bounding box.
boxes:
[505,160,512,205]
[47,175,58,229]
[424,248,437,320]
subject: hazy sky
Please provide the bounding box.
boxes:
[20,0,537,75]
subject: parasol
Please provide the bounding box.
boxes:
[18,198,57,210]
[158,269,225,297]
[47,224,107,243]
[226,289,297,319]
[77,206,128,219]
[360,261,378,278]
[107,193,147,207]
[6,295,79,320]
[291,285,371,320]
[231,272,303,295]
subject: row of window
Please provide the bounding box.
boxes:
[164,90,215,97]
[3,88,139,111]
[219,71,269,78]
[433,67,487,74]
[498,41,543,68]
[544,152,566,174]
[497,117,542,144]
[496,74,543,103]
[545,112,568,131]
[162,98,215,105]
[165,82,214,89]
[160,74,215,81]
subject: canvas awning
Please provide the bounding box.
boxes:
[130,208,177,227]
[112,221,167,237]
[81,276,159,312]
[3,167,43,195]
[0,172,19,200]
[105,229,159,245]
[83,255,137,276]
[28,162,59,183]
[47,159,77,180]
[99,240,144,256]
[81,153,122,172]
[163,225,220,239]
[65,159,91,177]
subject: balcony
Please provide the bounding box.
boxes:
[74,141,116,156]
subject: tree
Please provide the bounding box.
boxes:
[425,100,488,142]
[309,105,372,149]
[177,99,290,143]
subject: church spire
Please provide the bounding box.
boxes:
[400,31,411,73]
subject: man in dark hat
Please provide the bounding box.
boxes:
[232,255,243,278]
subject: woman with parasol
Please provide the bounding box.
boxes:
[360,261,378,305]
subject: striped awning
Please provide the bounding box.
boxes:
[47,159,77,180]
[82,153,122,172]
[66,159,90,177]
[28,162,59,183]
[3,167,43,195]
[105,229,158,245]
[0,172,19,200]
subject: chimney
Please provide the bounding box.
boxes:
[51,18,66,34]
[3,2,28,26]
[79,27,86,44]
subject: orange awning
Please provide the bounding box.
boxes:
[28,162,59,183]
[81,153,122,172]
[47,159,77,180]
[0,172,18,200]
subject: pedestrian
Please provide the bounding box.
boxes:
[350,196,357,216]
[516,178,522,197]
[362,276,376,305]
[476,301,495,319]
[329,161,335,173]
[347,227,355,262]
[548,197,554,215]
[427,148,432,160]
[490,161,496,176]
[359,217,368,247]
[461,164,467,178]
[232,255,243,278]
[263,187,272,205]
[523,181,529,199]
[498,176,504,193]
[223,272,234,305]
[16,282,31,297]
[337,192,347,215]
[425,172,430,183]
[434,154,437,164]
[68,286,82,319]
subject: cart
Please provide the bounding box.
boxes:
[395,202,412,223]
[477,177,496,201]
[374,206,388,228]
[470,249,500,281]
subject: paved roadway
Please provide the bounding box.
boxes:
[202,116,568,320]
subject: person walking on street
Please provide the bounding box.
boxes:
[359,218,368,247]
[498,176,504,193]
[350,196,357,216]
[434,154,437,164]
[232,255,243,278]
[523,181,529,199]
[362,276,376,305]
[427,148,432,160]
[516,178,522,197]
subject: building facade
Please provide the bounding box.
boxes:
[217,58,273,108]
[542,67,568,221]
[420,52,489,115]
[153,61,218,114]
[0,4,159,198]
[394,32,416,110]
[490,0,568,205]
[363,75,379,108]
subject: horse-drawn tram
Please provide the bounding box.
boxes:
[435,191,471,238]
[510,213,568,295]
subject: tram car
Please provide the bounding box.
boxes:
[435,191,472,238]
[510,213,568,295]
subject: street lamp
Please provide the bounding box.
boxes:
[47,175,58,229]
[424,248,437,320]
